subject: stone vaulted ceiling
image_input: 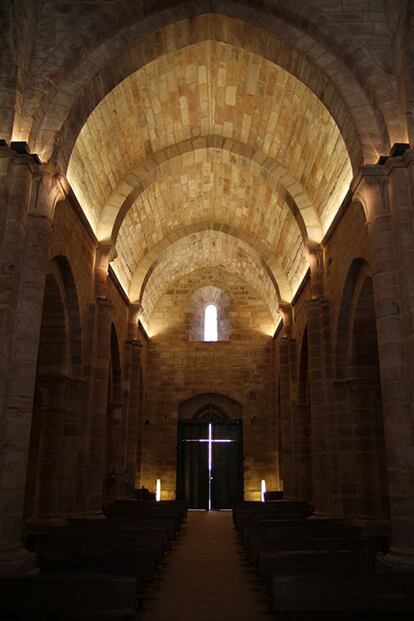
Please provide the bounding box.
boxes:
[67,34,352,329]
[7,3,408,333]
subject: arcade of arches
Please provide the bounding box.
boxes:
[1,0,414,577]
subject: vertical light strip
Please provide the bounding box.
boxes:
[156,479,161,501]
[208,423,212,511]
[261,479,266,503]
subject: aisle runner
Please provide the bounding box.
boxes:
[140,511,269,621]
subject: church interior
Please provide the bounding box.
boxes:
[1,0,414,618]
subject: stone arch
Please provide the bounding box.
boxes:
[193,404,229,422]
[109,323,122,403]
[52,255,82,378]
[67,37,352,241]
[335,257,389,520]
[28,11,388,168]
[335,258,368,380]
[37,267,68,376]
[123,223,288,307]
[139,230,280,329]
[26,254,82,519]
[24,384,42,520]
[179,392,242,421]
[105,139,314,246]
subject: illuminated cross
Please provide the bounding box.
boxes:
[184,423,235,510]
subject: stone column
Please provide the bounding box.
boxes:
[33,374,71,521]
[295,402,312,501]
[62,377,87,517]
[125,304,144,497]
[0,144,38,422]
[305,245,339,515]
[277,304,297,498]
[333,377,358,519]
[86,243,116,516]
[86,297,114,515]
[0,156,66,573]
[354,161,414,569]
[346,378,386,521]
[105,401,126,501]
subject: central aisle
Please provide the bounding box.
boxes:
[139,510,270,621]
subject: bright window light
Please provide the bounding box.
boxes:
[156,479,161,501]
[204,304,218,341]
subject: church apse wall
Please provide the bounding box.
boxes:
[141,266,279,501]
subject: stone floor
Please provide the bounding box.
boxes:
[138,510,270,621]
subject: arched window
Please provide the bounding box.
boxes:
[204,304,218,341]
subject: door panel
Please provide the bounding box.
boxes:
[177,419,243,510]
[212,421,243,509]
[177,422,209,509]
[184,439,209,509]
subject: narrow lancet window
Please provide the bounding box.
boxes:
[204,304,218,341]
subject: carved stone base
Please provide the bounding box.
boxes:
[376,548,414,573]
[0,544,37,575]
[82,511,106,520]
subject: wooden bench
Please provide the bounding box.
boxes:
[0,573,137,620]
[249,535,387,565]
[104,500,186,535]
[232,501,314,538]
[51,521,170,554]
[271,572,414,617]
[28,533,159,583]
[245,517,362,552]
[258,548,374,585]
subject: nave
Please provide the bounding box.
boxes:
[2,2,414,616]
[140,511,269,621]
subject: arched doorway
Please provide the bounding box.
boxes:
[177,395,243,510]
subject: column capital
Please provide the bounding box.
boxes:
[277,302,292,338]
[126,338,143,349]
[351,166,390,223]
[304,242,324,299]
[305,241,323,269]
[8,141,41,166]
[0,142,39,178]
[127,303,143,340]
[29,161,68,221]
[95,296,114,310]
[35,372,75,403]
[95,242,117,299]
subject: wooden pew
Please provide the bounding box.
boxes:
[245,518,366,561]
[258,548,374,585]
[21,500,188,615]
[232,501,314,539]
[0,573,137,620]
[271,572,414,617]
[56,520,170,554]
[104,499,186,535]
[27,533,159,583]
[249,535,385,566]
[246,517,360,546]
[103,513,177,541]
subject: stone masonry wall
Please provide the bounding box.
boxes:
[141,266,278,500]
